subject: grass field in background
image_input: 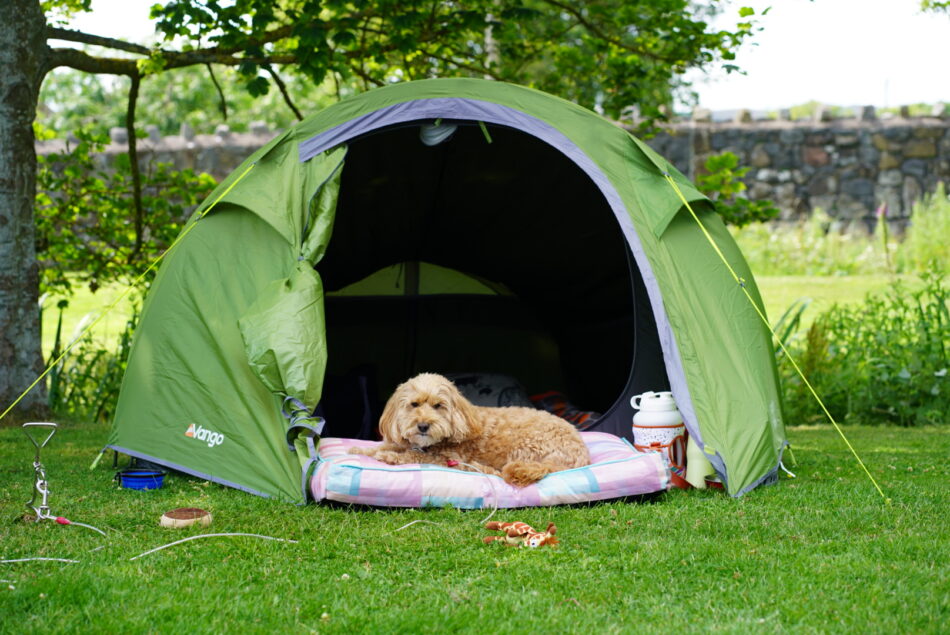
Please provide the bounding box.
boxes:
[40,285,139,360]
[1,421,946,632]
[755,274,917,329]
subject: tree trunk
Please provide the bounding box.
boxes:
[0,0,47,416]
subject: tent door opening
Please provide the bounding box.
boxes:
[315,121,669,440]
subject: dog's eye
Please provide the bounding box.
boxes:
[410,402,419,408]
[433,403,442,410]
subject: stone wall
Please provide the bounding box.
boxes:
[37,109,950,229]
[36,122,282,184]
[648,109,950,230]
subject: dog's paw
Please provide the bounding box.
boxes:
[347,446,374,456]
[501,461,552,487]
[369,449,407,465]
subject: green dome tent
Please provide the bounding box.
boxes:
[107,78,787,503]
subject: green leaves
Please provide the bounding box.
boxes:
[921,0,950,12]
[138,1,757,129]
[696,152,779,226]
[41,0,92,23]
[137,51,168,77]
[245,75,270,97]
[35,127,216,297]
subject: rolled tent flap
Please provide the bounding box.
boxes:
[301,148,344,265]
[239,262,328,408]
[238,146,345,410]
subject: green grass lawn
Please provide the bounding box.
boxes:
[1,421,947,633]
[755,274,917,330]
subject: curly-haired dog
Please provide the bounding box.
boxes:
[348,373,590,486]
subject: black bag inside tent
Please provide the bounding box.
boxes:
[316,122,670,440]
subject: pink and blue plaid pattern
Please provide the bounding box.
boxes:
[310,432,671,508]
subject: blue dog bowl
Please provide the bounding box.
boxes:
[118,469,165,490]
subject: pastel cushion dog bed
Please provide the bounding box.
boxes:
[310,431,670,508]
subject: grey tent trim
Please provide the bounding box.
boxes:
[297,96,720,473]
[734,442,790,497]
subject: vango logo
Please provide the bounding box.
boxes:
[185,423,225,448]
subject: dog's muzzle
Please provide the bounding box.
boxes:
[409,423,435,450]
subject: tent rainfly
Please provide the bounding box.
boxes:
[107,78,787,503]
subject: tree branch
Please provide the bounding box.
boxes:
[46,46,295,75]
[45,47,137,75]
[264,65,303,121]
[46,23,295,59]
[46,26,152,56]
[425,50,503,81]
[45,15,448,79]
[349,63,386,88]
[534,0,679,63]
[205,63,228,121]
[126,71,144,262]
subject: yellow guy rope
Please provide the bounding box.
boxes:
[0,163,256,424]
[662,173,889,503]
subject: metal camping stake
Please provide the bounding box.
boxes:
[23,422,58,522]
[19,422,108,536]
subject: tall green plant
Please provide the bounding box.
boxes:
[733,183,949,278]
[772,297,811,360]
[44,298,140,423]
[780,270,949,426]
[899,182,950,274]
[732,208,895,276]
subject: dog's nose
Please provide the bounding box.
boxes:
[417,424,430,434]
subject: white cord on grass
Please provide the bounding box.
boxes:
[391,462,502,533]
[394,520,441,532]
[128,533,298,561]
[67,520,108,537]
[0,557,80,564]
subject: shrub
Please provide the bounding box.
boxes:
[732,183,950,278]
[696,152,780,227]
[35,127,216,296]
[780,270,949,426]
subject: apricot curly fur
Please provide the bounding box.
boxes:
[348,373,590,487]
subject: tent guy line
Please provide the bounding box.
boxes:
[662,173,889,504]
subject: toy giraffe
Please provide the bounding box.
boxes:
[483,521,559,548]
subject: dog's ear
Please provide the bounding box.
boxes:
[377,383,406,445]
[445,380,481,442]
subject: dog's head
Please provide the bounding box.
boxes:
[378,373,481,450]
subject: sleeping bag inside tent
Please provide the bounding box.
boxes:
[107,78,787,504]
